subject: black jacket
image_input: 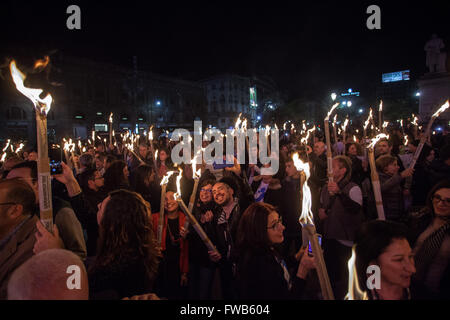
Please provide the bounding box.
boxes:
[237,248,306,300]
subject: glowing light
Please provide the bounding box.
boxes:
[292,153,313,225]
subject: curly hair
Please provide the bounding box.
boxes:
[92,189,160,281]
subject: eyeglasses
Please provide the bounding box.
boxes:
[200,188,212,193]
[267,217,283,230]
[432,194,450,206]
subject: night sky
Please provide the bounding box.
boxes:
[1,1,449,101]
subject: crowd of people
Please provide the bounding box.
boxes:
[0,124,449,300]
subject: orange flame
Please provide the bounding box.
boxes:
[432,100,450,118]
[33,56,50,70]
[292,153,314,225]
[10,60,52,115]
[345,246,368,300]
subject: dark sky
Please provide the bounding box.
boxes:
[1,1,449,101]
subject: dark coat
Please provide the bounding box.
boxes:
[280,175,302,237]
[236,248,306,300]
[0,215,38,299]
[378,172,405,221]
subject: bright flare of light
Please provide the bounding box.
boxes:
[174,168,183,198]
[379,100,383,112]
[9,61,52,115]
[292,153,314,225]
[368,133,389,149]
[432,100,450,118]
[33,56,49,70]
[325,103,340,121]
[345,246,368,300]
[364,108,373,130]
[160,170,175,186]
[2,139,11,152]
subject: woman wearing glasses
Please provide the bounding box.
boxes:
[412,179,450,299]
[235,202,316,300]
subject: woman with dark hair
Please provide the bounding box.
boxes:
[410,144,435,206]
[345,142,366,186]
[103,160,130,193]
[156,147,173,178]
[88,189,160,299]
[412,180,450,299]
[152,190,189,300]
[131,164,157,206]
[187,178,218,299]
[354,220,416,300]
[235,202,316,300]
[376,155,414,222]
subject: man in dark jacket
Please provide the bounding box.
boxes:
[319,155,364,299]
[0,179,38,299]
[209,176,252,299]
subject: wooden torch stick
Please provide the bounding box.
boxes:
[36,112,54,232]
[367,147,386,220]
[176,195,219,255]
[158,183,167,246]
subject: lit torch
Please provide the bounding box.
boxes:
[367,134,389,220]
[324,103,340,183]
[378,100,383,132]
[409,101,449,170]
[174,168,219,254]
[10,60,53,231]
[182,151,203,237]
[292,153,334,300]
[109,113,113,147]
[342,117,349,145]
[158,171,175,246]
[345,246,368,300]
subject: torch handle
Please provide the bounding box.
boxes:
[177,198,219,255]
[36,113,53,232]
[158,184,166,246]
[303,224,335,300]
[183,179,200,237]
[368,149,386,220]
[324,120,334,182]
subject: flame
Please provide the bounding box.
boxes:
[404,135,409,146]
[234,113,243,130]
[33,56,49,70]
[382,121,389,129]
[174,168,183,198]
[364,108,373,130]
[10,60,52,115]
[400,119,403,128]
[368,133,389,149]
[149,126,153,141]
[92,130,95,142]
[353,135,357,142]
[2,139,11,152]
[342,118,349,131]
[160,170,175,186]
[333,114,338,125]
[432,100,450,118]
[301,126,316,144]
[283,122,287,130]
[379,100,383,112]
[109,113,113,123]
[292,153,314,225]
[325,103,339,121]
[1,153,7,162]
[155,149,158,161]
[82,147,86,153]
[242,119,248,131]
[411,114,418,126]
[345,246,368,300]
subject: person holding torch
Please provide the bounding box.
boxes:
[318,155,364,299]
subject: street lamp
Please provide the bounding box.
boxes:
[347,101,352,107]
